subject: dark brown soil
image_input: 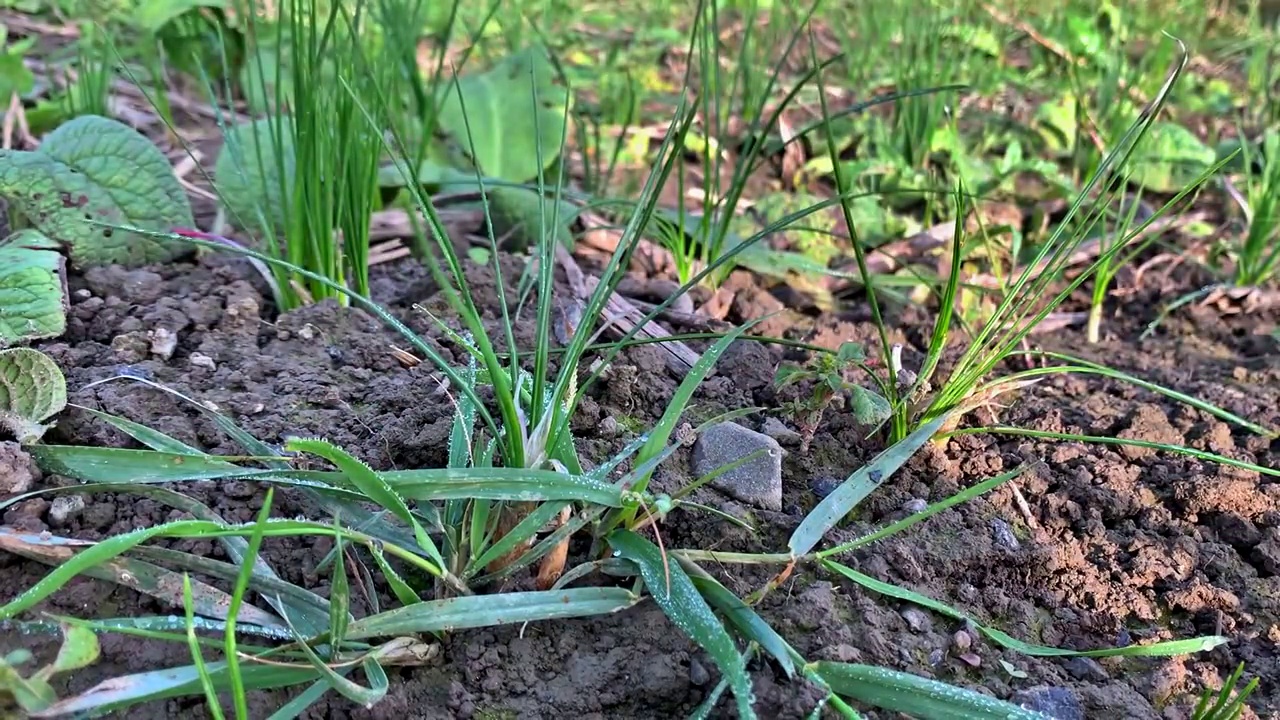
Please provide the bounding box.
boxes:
[2,245,1278,720]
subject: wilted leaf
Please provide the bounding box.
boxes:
[0,347,66,443]
[0,116,194,268]
[0,230,67,347]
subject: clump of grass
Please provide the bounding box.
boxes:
[1228,128,1280,288]
[209,0,397,311]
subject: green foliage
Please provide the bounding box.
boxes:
[213,116,295,234]
[0,230,67,347]
[1128,122,1216,193]
[773,342,888,451]
[0,623,100,715]
[1192,662,1260,720]
[0,116,194,269]
[0,346,67,443]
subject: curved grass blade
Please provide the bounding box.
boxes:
[71,405,205,454]
[0,527,282,629]
[181,574,226,720]
[1002,352,1277,438]
[26,445,627,505]
[789,412,952,556]
[609,529,756,720]
[680,557,795,677]
[822,559,1226,657]
[812,662,1049,720]
[29,662,322,717]
[817,464,1033,557]
[283,437,444,571]
[951,427,1280,478]
[343,587,638,639]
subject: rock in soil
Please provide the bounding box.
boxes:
[0,442,39,495]
[1011,685,1085,720]
[692,421,784,511]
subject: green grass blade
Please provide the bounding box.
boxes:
[343,587,639,639]
[811,662,1049,720]
[70,406,205,454]
[823,559,1226,657]
[681,558,795,678]
[181,574,225,720]
[789,412,953,556]
[952,427,1280,478]
[30,662,322,717]
[609,529,756,719]
[0,527,282,629]
[817,464,1032,557]
[283,438,445,571]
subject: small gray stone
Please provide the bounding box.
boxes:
[902,498,927,514]
[598,416,620,438]
[760,417,802,446]
[810,476,840,499]
[1063,656,1109,682]
[48,496,85,528]
[0,442,40,495]
[901,608,932,633]
[1011,686,1084,720]
[692,422,784,511]
[688,658,710,686]
[991,518,1020,550]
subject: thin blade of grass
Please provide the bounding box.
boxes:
[610,529,756,719]
[823,559,1226,657]
[811,662,1049,720]
[680,558,795,677]
[343,587,639,639]
[0,528,282,629]
[951,427,1280,478]
[816,464,1033,557]
[789,412,953,556]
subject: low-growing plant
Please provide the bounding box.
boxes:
[774,341,889,452]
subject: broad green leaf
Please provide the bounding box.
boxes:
[610,530,756,720]
[0,115,194,268]
[1128,121,1216,192]
[789,413,951,556]
[47,624,100,674]
[1034,95,1077,154]
[435,46,570,182]
[344,587,638,639]
[0,230,67,347]
[132,0,228,33]
[823,560,1227,658]
[812,662,1050,720]
[848,385,891,426]
[486,184,576,250]
[0,347,66,444]
[835,342,866,364]
[213,116,294,233]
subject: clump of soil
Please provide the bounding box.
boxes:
[1,249,1277,719]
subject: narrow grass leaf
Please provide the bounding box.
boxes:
[818,464,1032,557]
[283,438,445,571]
[0,528,282,628]
[610,529,756,719]
[29,663,322,717]
[790,413,952,556]
[954,427,1280,478]
[181,575,225,720]
[71,406,205,454]
[823,560,1226,657]
[681,558,795,677]
[344,587,638,639]
[812,662,1049,720]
